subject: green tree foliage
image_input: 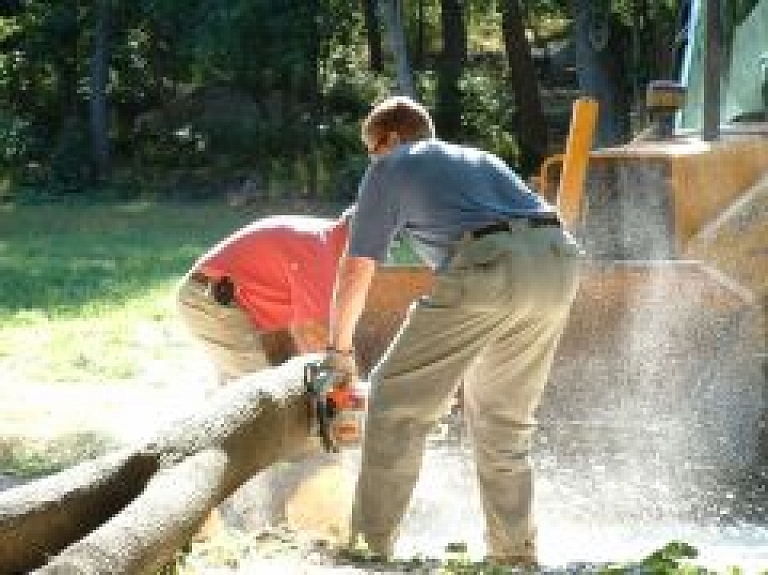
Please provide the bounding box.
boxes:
[0,0,681,199]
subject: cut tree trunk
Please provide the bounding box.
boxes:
[436,0,466,141]
[379,0,415,98]
[569,0,631,147]
[0,355,318,574]
[362,0,383,72]
[501,0,549,175]
[89,0,111,182]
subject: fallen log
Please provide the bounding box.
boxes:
[0,354,319,574]
[0,269,435,574]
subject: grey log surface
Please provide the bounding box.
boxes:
[0,355,318,574]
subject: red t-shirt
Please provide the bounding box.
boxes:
[193,215,348,331]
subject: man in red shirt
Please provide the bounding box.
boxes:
[176,207,353,385]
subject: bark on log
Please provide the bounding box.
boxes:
[0,355,318,574]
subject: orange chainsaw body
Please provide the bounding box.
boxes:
[326,386,367,446]
[304,360,368,451]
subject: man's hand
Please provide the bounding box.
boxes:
[292,320,330,353]
[321,348,359,387]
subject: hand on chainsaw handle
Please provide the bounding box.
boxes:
[321,347,359,387]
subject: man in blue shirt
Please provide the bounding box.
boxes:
[325,96,583,566]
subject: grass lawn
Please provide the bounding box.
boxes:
[0,200,754,574]
[0,199,348,383]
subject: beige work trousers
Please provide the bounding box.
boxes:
[349,225,582,560]
[176,274,269,385]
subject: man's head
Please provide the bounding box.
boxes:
[362,96,435,156]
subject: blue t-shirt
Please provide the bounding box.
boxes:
[348,138,557,269]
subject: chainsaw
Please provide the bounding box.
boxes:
[304,360,367,453]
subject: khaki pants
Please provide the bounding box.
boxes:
[350,225,582,560]
[176,274,269,385]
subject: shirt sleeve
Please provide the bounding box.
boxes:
[347,160,401,262]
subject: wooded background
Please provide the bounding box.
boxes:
[0,0,687,202]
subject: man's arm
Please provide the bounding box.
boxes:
[329,255,376,352]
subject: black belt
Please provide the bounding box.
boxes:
[471,215,561,239]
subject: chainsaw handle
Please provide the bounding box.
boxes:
[315,397,339,453]
[304,362,318,392]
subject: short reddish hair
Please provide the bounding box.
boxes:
[361,96,435,151]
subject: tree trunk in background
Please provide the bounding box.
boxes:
[52,4,80,124]
[307,0,321,197]
[569,0,631,147]
[647,0,684,81]
[436,0,466,140]
[602,11,633,143]
[0,0,22,16]
[380,0,415,97]
[0,357,315,575]
[362,0,383,72]
[89,0,111,182]
[415,0,426,70]
[50,3,83,180]
[500,0,549,176]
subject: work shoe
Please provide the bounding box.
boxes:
[486,539,539,570]
[337,532,393,564]
[486,554,539,570]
